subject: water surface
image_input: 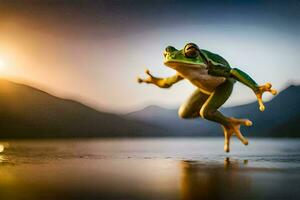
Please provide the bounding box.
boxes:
[0,138,299,200]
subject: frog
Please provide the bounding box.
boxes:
[137,43,277,152]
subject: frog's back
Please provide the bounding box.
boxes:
[201,49,230,68]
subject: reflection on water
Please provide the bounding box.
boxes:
[0,144,4,153]
[0,143,9,165]
[0,139,299,200]
[180,158,251,200]
[0,142,10,153]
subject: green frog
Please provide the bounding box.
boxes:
[137,43,277,152]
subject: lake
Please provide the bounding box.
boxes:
[0,138,299,200]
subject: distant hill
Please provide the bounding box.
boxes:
[0,79,165,138]
[0,78,298,138]
[127,85,300,137]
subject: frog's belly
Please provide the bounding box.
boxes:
[178,68,226,94]
[189,75,226,93]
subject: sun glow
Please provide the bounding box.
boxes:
[0,58,7,71]
[0,145,4,153]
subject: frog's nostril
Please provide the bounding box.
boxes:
[163,51,168,57]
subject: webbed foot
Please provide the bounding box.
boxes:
[222,118,252,153]
[255,83,277,111]
[137,69,155,84]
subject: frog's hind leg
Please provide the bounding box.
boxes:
[199,79,252,152]
[178,89,209,119]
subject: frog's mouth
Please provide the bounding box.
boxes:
[164,60,207,70]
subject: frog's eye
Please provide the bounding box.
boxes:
[165,46,177,53]
[184,43,200,58]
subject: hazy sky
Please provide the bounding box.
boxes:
[0,0,299,113]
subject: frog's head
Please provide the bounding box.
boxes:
[163,43,207,71]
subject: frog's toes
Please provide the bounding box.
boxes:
[137,77,143,83]
[222,125,233,153]
[229,117,252,126]
[224,145,229,153]
[242,138,249,145]
[224,143,230,153]
[243,119,252,126]
[222,118,251,152]
[258,99,265,112]
[271,89,277,95]
[234,127,249,146]
[256,83,277,111]
[145,69,153,77]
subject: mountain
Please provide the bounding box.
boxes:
[0,79,165,138]
[0,78,298,138]
[127,85,300,137]
[127,105,217,136]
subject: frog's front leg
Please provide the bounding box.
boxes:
[230,68,277,111]
[137,69,183,88]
